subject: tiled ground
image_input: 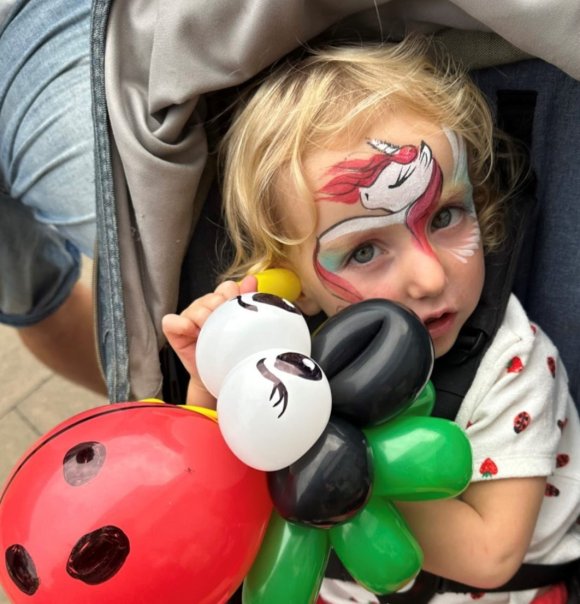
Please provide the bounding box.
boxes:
[0,260,107,603]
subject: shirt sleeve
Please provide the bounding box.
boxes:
[455,309,570,483]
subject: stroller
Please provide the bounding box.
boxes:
[91,0,580,600]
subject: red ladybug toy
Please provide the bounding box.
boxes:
[0,401,272,603]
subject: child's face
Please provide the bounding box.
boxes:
[286,109,485,358]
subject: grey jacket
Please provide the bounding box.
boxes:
[92,0,580,401]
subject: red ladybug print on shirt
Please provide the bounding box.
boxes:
[513,412,531,434]
[556,454,570,468]
[547,356,556,378]
[479,458,498,478]
[558,418,568,432]
[507,356,524,374]
[545,483,560,497]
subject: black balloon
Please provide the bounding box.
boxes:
[268,418,372,527]
[310,299,434,427]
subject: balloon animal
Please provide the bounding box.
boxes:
[191,269,473,603]
[0,268,473,604]
[241,299,473,603]
[0,402,271,604]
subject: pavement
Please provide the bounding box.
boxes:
[0,259,108,603]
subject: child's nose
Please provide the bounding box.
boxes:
[403,245,447,300]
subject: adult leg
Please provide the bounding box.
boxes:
[18,281,105,395]
[0,0,105,395]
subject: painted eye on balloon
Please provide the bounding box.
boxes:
[218,349,332,471]
[197,293,311,397]
[237,293,302,315]
[274,352,323,381]
[257,353,323,418]
[257,358,289,418]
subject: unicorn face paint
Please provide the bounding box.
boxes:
[287,111,485,357]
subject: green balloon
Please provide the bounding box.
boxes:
[399,381,436,418]
[243,512,330,604]
[329,497,423,594]
[365,416,472,501]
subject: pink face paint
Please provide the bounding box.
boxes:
[318,140,442,255]
[318,144,418,205]
[314,140,443,302]
[314,242,364,303]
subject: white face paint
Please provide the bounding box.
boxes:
[359,141,435,213]
[442,129,481,264]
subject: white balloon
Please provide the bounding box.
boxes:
[217,348,332,471]
[195,293,311,397]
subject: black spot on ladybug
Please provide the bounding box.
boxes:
[545,483,560,497]
[274,352,322,381]
[513,411,531,434]
[63,442,106,486]
[5,544,39,595]
[67,525,130,585]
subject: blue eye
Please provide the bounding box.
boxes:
[349,243,377,265]
[431,207,463,230]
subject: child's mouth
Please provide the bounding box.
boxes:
[424,312,456,338]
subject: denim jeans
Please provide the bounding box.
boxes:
[92,0,129,401]
[0,0,95,326]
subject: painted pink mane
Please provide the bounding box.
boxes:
[406,161,443,253]
[317,146,418,205]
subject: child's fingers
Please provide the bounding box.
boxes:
[239,274,258,294]
[161,314,199,367]
[213,279,243,299]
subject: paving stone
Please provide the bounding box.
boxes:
[16,375,108,437]
[0,325,52,417]
[0,409,39,489]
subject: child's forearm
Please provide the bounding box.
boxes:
[395,476,546,589]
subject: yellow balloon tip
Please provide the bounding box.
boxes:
[253,268,302,302]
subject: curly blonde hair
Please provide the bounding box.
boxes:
[220,36,517,281]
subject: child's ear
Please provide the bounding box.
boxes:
[295,288,322,316]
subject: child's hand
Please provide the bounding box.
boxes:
[161,276,258,407]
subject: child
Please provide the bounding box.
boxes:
[162,38,580,603]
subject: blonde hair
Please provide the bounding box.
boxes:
[220,36,516,281]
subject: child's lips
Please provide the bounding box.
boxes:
[423,311,456,339]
